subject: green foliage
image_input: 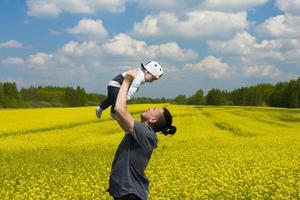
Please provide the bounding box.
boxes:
[206,88,228,105]
[3,82,18,99]
[86,93,104,105]
[0,82,4,108]
[0,82,20,108]
[64,86,88,107]
[231,84,274,106]
[174,95,188,105]
[187,89,205,105]
[268,82,288,107]
[76,86,87,106]
[129,97,170,104]
[282,80,299,108]
[0,83,104,108]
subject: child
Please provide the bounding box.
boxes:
[96,61,163,120]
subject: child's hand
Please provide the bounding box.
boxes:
[125,69,137,82]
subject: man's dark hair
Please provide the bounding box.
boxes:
[150,108,176,135]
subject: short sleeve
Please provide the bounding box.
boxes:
[131,121,157,149]
[127,79,140,100]
[127,69,145,99]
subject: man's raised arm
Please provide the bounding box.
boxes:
[114,69,137,133]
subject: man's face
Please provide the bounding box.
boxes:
[141,107,164,123]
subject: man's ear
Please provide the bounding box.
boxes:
[149,116,157,124]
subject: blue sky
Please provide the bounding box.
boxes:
[0,0,300,98]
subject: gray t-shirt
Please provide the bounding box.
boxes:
[108,121,158,200]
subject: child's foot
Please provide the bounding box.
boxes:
[110,113,120,121]
[96,106,103,119]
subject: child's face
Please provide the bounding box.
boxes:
[144,71,157,83]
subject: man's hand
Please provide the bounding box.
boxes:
[125,69,137,82]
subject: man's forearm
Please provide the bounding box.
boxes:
[114,73,135,133]
[114,77,133,132]
[115,78,131,111]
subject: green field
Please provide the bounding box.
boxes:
[1,105,300,199]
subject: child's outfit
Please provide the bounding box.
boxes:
[96,61,163,120]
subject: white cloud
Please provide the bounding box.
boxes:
[208,32,256,55]
[203,0,269,12]
[67,18,108,42]
[208,32,284,61]
[1,57,24,65]
[0,40,24,48]
[26,0,61,18]
[26,0,127,18]
[256,14,300,38]
[245,64,281,78]
[136,0,268,12]
[184,56,234,78]
[275,0,300,15]
[15,34,198,91]
[60,41,101,57]
[133,11,248,39]
[27,52,54,70]
[270,39,300,64]
[155,43,198,61]
[208,32,300,78]
[24,51,94,86]
[136,0,200,11]
[103,33,198,61]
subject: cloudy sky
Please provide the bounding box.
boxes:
[1,0,300,98]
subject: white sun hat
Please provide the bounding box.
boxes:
[141,61,163,79]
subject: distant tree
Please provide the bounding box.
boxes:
[246,84,274,106]
[0,82,4,107]
[3,82,18,99]
[230,83,274,106]
[187,89,204,105]
[20,86,38,101]
[40,86,65,102]
[254,83,274,106]
[159,97,165,103]
[282,80,298,108]
[65,87,79,107]
[76,86,87,106]
[297,77,300,108]
[86,93,103,105]
[268,82,288,107]
[206,88,227,105]
[128,96,172,104]
[174,94,188,105]
[230,87,247,106]
[2,82,19,107]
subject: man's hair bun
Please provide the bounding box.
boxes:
[161,125,177,136]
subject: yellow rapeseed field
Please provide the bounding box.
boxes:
[1,104,300,199]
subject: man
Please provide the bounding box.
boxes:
[107,69,177,200]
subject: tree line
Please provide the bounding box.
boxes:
[0,83,105,108]
[0,76,299,108]
[174,76,300,108]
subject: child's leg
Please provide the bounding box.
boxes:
[108,86,121,121]
[108,86,120,113]
[99,86,116,110]
[99,98,111,110]
[96,86,114,119]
